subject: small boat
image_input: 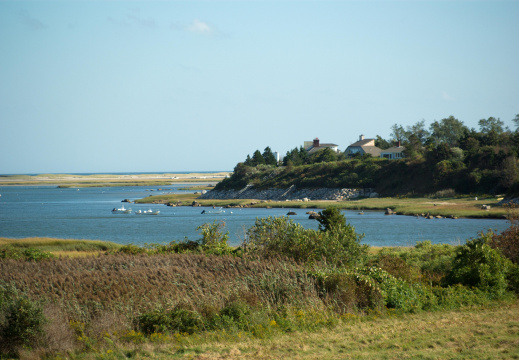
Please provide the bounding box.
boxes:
[135,209,160,215]
[112,205,132,214]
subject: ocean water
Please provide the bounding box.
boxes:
[0,185,510,247]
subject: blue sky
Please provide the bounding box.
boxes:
[1,0,518,174]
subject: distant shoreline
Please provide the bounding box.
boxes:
[0,172,231,187]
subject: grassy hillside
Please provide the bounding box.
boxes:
[216,158,506,197]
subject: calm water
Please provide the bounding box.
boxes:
[0,185,510,247]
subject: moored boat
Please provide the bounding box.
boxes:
[135,209,160,215]
[112,205,132,214]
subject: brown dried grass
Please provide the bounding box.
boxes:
[0,254,321,324]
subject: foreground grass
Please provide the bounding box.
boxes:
[72,301,519,359]
[136,194,506,219]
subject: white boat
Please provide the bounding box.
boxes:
[135,209,160,215]
[112,205,132,214]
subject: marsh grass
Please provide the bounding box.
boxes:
[0,237,121,253]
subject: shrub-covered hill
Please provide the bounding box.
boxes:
[215,157,504,196]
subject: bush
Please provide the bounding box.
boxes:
[0,284,46,354]
[244,216,367,266]
[138,304,203,335]
[118,244,147,255]
[444,232,513,297]
[316,207,346,232]
[197,221,233,255]
[0,245,55,261]
[490,205,519,264]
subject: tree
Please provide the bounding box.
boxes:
[375,135,391,150]
[512,114,519,132]
[390,124,408,143]
[479,117,504,134]
[310,148,337,163]
[407,120,430,144]
[262,146,277,166]
[317,207,347,232]
[251,150,265,166]
[429,116,468,146]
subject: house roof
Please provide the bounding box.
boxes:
[307,143,339,154]
[348,138,376,147]
[380,146,405,154]
[360,146,382,157]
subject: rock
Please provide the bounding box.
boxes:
[122,199,132,203]
[308,211,321,220]
[385,208,394,215]
[481,205,491,210]
[287,211,297,216]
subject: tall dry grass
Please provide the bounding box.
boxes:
[0,254,321,324]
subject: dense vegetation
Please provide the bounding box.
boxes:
[1,207,519,358]
[219,115,519,196]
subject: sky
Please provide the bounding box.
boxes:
[1,0,518,174]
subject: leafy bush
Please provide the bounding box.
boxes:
[117,244,147,255]
[490,205,519,264]
[138,304,203,335]
[0,283,46,354]
[444,232,513,297]
[196,220,233,255]
[244,216,367,266]
[316,207,346,232]
[375,241,456,285]
[0,245,55,261]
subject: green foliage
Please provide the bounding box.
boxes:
[375,241,457,285]
[244,216,367,266]
[196,221,233,255]
[138,304,204,335]
[0,283,46,354]
[444,232,513,297]
[316,207,346,232]
[117,244,147,255]
[490,206,519,264]
[0,245,55,261]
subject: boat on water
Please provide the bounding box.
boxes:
[112,205,132,214]
[135,209,160,215]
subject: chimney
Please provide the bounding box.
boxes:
[359,135,364,141]
[397,140,401,147]
[313,138,320,148]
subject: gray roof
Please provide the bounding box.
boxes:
[380,146,405,153]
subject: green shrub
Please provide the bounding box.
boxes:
[444,232,513,297]
[138,304,203,335]
[0,284,46,354]
[245,216,367,266]
[0,245,55,261]
[196,221,233,255]
[117,244,147,255]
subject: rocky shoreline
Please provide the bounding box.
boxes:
[198,187,378,201]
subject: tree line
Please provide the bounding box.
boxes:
[230,114,519,195]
